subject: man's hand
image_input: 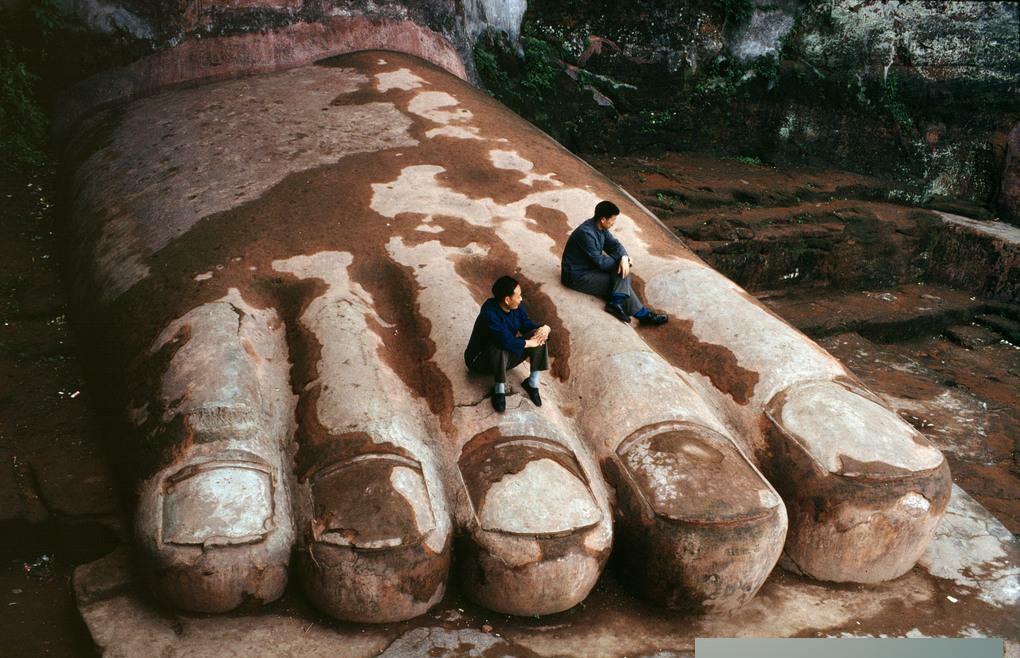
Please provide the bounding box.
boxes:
[618,255,632,279]
[526,325,551,348]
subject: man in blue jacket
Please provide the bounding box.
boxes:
[561,200,668,326]
[464,275,551,413]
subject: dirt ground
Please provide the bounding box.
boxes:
[1,152,1016,656]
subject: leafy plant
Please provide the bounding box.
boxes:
[0,0,148,176]
[0,42,47,170]
[709,0,756,26]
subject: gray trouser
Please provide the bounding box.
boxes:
[566,270,643,316]
[466,342,549,385]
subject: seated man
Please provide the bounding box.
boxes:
[464,275,551,412]
[561,200,668,326]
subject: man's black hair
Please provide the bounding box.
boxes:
[492,275,519,302]
[594,200,620,220]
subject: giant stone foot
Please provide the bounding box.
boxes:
[63,49,951,622]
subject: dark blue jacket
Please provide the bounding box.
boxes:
[464,298,540,361]
[561,217,629,285]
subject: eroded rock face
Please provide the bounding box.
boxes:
[999,123,1020,225]
[63,50,951,622]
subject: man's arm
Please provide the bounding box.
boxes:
[578,227,620,271]
[603,229,629,261]
[485,308,526,356]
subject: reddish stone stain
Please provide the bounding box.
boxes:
[310,457,421,545]
[630,275,759,405]
[349,253,456,436]
[837,455,919,478]
[458,430,590,516]
[524,204,572,257]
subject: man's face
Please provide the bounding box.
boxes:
[505,285,523,310]
[597,214,618,231]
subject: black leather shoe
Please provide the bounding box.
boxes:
[521,380,542,406]
[639,311,668,326]
[491,391,506,413]
[605,301,631,324]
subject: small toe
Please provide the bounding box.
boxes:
[457,434,611,616]
[608,421,786,612]
[298,454,450,623]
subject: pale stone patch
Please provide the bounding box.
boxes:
[759,489,781,508]
[919,485,1020,607]
[489,149,561,186]
[147,288,279,428]
[379,627,509,658]
[778,380,945,474]
[407,91,473,124]
[376,68,428,92]
[162,464,273,546]
[937,211,1020,242]
[425,125,484,140]
[384,237,489,403]
[408,91,483,139]
[414,223,444,233]
[390,465,437,536]
[194,271,213,281]
[479,458,601,535]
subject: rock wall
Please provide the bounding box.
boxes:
[59,0,527,71]
[477,0,1020,220]
[51,0,1020,221]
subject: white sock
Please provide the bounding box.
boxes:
[494,382,506,394]
[527,371,541,387]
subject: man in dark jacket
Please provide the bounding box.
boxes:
[561,200,668,326]
[464,275,551,412]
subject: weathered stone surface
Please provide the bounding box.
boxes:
[378,627,524,657]
[919,486,1019,609]
[999,123,1020,226]
[26,445,120,517]
[762,284,983,341]
[928,213,1020,302]
[945,324,1004,350]
[56,15,467,140]
[74,487,1019,656]
[62,49,953,623]
[74,545,133,606]
[0,456,26,522]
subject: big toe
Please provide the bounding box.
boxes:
[136,446,294,612]
[764,379,951,582]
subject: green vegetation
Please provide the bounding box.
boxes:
[1,42,47,169]
[708,0,755,26]
[0,0,148,176]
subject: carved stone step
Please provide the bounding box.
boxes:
[974,313,1020,343]
[944,323,1004,349]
